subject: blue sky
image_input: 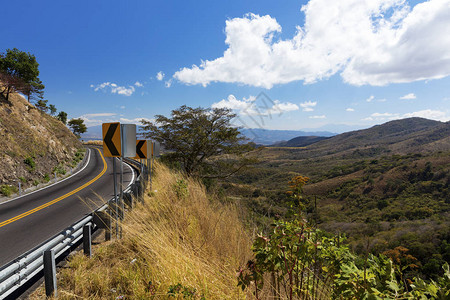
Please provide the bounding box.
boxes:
[2,0,449,133]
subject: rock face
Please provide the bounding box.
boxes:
[0,89,81,189]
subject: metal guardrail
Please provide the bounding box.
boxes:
[0,157,148,299]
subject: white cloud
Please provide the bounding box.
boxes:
[156,71,165,81]
[165,79,173,88]
[91,82,135,96]
[363,109,449,122]
[119,117,154,125]
[346,108,355,112]
[120,106,126,109]
[212,94,299,116]
[83,113,117,118]
[309,115,326,119]
[366,95,375,102]
[174,0,450,88]
[400,93,416,100]
[79,113,118,127]
[402,109,448,121]
[134,81,143,87]
[299,100,317,112]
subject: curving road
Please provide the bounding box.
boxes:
[0,147,135,266]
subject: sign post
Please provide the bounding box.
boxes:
[102,122,121,239]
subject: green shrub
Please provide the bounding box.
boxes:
[24,157,36,171]
[43,174,50,182]
[0,185,18,197]
[18,176,26,183]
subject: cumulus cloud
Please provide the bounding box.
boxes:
[346,108,355,112]
[79,113,118,127]
[212,94,299,116]
[300,100,317,112]
[156,71,165,81]
[403,109,448,121]
[363,109,448,122]
[165,79,173,88]
[134,81,144,87]
[91,82,135,96]
[400,93,416,100]
[119,117,154,124]
[174,0,450,88]
[309,115,326,119]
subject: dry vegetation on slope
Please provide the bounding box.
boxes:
[0,88,81,194]
[31,162,252,299]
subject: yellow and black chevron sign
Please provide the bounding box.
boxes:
[135,140,148,159]
[102,122,121,157]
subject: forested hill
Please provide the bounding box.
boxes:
[0,87,81,195]
[283,117,449,159]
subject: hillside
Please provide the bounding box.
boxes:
[289,118,449,159]
[222,117,450,279]
[0,88,82,194]
[271,135,329,147]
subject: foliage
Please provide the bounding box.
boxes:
[35,99,48,112]
[173,179,189,199]
[238,176,450,299]
[141,105,254,177]
[68,118,87,137]
[57,111,68,124]
[24,156,35,171]
[48,104,57,115]
[0,48,44,101]
[167,283,205,299]
[0,185,17,197]
[53,163,66,175]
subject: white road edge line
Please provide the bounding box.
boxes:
[0,148,92,206]
[123,161,135,191]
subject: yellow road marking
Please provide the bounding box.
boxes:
[0,148,107,228]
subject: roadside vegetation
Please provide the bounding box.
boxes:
[31,162,252,299]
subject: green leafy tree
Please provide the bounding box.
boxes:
[68,118,87,138]
[35,99,48,112]
[141,105,255,177]
[48,104,57,116]
[57,111,68,124]
[0,48,44,101]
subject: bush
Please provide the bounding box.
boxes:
[24,157,35,171]
[0,185,18,197]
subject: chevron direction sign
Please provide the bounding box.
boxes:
[102,122,121,157]
[102,123,137,158]
[135,140,151,159]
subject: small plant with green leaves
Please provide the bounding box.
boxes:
[0,185,18,197]
[53,163,66,175]
[43,174,50,183]
[18,176,26,184]
[24,157,35,171]
[167,283,205,299]
[173,179,189,200]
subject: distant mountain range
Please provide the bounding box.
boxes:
[82,125,336,145]
[82,118,449,151]
[284,117,450,159]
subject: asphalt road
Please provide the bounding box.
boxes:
[0,147,135,266]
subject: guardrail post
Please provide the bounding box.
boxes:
[44,249,57,297]
[105,209,112,241]
[83,224,92,257]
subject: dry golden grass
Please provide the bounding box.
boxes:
[30,162,252,299]
[82,140,103,146]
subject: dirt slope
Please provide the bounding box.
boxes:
[0,88,81,191]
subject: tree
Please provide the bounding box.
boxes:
[48,104,57,116]
[68,118,87,138]
[141,105,256,177]
[0,48,44,102]
[35,99,48,112]
[57,111,68,124]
